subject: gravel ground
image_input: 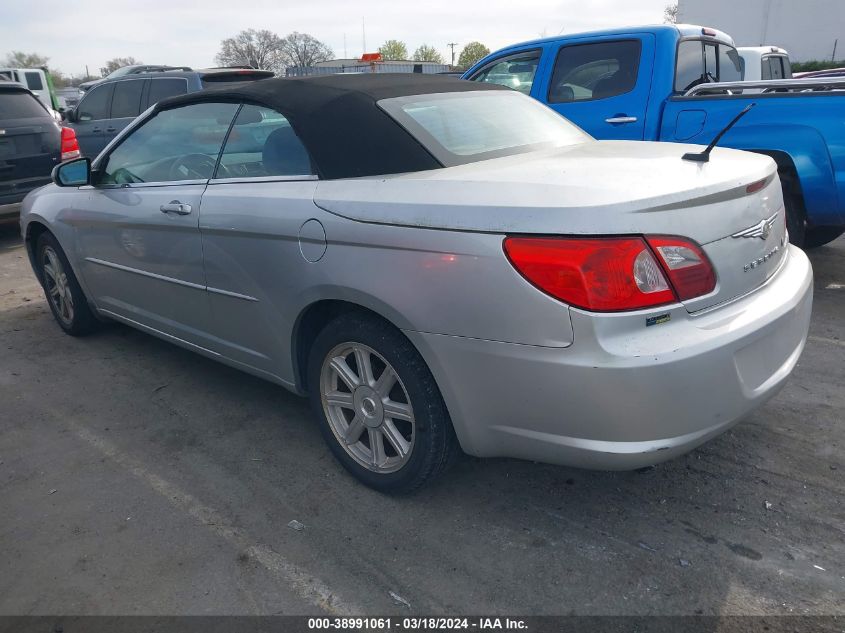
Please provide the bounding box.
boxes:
[0,222,843,616]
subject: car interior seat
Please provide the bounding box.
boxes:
[262,126,313,176]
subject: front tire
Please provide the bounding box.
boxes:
[307,311,458,493]
[36,232,99,336]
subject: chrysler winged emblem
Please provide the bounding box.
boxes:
[732,213,778,240]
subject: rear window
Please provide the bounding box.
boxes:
[379,90,589,166]
[675,40,742,92]
[0,91,49,119]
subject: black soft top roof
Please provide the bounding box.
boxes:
[157,74,508,179]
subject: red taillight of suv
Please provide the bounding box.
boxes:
[60,127,81,161]
[503,235,716,312]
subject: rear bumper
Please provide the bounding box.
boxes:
[406,245,813,469]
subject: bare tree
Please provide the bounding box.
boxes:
[458,42,490,69]
[215,29,284,72]
[5,51,49,68]
[378,40,409,61]
[413,44,445,64]
[100,56,141,77]
[279,32,334,69]
[664,3,679,24]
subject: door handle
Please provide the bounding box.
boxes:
[605,116,638,124]
[92,127,102,133]
[160,201,192,215]
[105,127,116,133]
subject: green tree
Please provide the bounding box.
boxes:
[379,39,409,61]
[792,59,845,72]
[413,44,444,64]
[5,51,49,68]
[457,42,490,69]
[100,56,142,77]
[663,3,678,24]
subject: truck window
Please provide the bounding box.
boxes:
[766,56,786,79]
[675,40,742,92]
[468,51,541,95]
[24,71,44,91]
[676,41,704,92]
[761,58,773,80]
[548,40,641,103]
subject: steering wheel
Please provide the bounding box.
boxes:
[168,153,221,181]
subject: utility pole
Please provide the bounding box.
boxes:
[447,42,458,67]
[362,17,367,55]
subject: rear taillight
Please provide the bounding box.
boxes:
[646,236,717,301]
[503,235,716,312]
[60,127,80,161]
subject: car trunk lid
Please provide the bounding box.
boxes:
[314,140,784,312]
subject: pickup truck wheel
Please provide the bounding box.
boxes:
[783,192,806,248]
[36,232,99,336]
[307,311,459,493]
[803,226,845,249]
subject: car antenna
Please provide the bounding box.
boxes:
[682,103,756,163]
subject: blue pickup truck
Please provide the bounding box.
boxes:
[464,25,845,248]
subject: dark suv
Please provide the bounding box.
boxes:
[65,68,274,157]
[1,82,79,220]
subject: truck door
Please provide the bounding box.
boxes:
[542,35,654,140]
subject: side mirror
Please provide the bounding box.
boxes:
[64,108,78,123]
[52,157,91,187]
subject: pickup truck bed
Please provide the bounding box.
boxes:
[465,24,845,248]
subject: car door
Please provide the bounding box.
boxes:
[74,101,240,348]
[105,78,147,144]
[198,103,318,379]
[72,82,114,157]
[543,36,654,140]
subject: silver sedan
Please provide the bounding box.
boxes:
[20,75,813,492]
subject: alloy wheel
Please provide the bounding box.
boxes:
[42,246,75,326]
[320,342,415,473]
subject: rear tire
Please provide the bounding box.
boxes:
[782,190,806,248]
[36,232,99,336]
[307,311,459,493]
[803,226,845,249]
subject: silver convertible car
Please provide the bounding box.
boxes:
[21,75,812,492]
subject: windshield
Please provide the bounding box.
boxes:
[378,90,590,166]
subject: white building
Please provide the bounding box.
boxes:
[678,0,844,62]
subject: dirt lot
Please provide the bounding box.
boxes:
[0,221,843,616]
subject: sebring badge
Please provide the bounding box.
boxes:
[732,212,778,240]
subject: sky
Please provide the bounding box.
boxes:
[1,0,671,76]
